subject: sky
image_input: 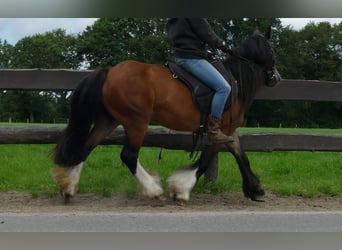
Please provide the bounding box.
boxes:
[0,18,341,45]
[0,18,98,45]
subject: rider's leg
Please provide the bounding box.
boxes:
[175,58,233,143]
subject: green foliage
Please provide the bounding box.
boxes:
[298,22,342,81]
[0,39,13,68]
[277,21,342,81]
[0,90,57,123]
[11,28,80,69]
[77,18,171,68]
[209,18,283,46]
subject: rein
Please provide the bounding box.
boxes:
[227,48,250,63]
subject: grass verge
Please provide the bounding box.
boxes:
[0,144,341,198]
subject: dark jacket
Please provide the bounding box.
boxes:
[167,18,225,59]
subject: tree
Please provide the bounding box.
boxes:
[0,29,81,123]
[78,18,172,68]
[0,39,13,68]
[297,22,341,81]
[11,29,80,69]
[208,18,283,47]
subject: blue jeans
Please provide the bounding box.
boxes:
[175,58,231,118]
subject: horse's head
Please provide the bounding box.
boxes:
[240,26,281,87]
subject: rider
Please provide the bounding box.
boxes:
[166,18,234,144]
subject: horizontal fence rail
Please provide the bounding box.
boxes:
[1,69,342,152]
[0,69,91,91]
[1,69,342,102]
[0,126,341,152]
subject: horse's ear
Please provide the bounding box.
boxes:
[265,25,272,40]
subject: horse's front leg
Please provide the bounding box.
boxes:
[168,149,217,205]
[227,132,265,201]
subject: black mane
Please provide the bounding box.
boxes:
[223,34,272,110]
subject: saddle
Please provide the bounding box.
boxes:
[166,60,238,114]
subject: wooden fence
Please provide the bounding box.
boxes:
[1,69,342,152]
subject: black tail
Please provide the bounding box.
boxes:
[54,69,109,166]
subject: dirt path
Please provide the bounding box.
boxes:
[1,191,341,213]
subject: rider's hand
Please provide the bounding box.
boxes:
[219,41,230,53]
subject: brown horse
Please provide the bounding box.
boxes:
[52,27,281,205]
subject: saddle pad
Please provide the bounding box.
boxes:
[167,61,238,114]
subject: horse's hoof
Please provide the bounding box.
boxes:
[171,193,187,206]
[244,185,265,202]
[177,199,187,206]
[149,194,166,207]
[251,195,265,202]
[153,194,166,202]
[158,194,167,201]
[60,191,72,204]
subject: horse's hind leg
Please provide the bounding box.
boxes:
[120,124,164,200]
[52,115,118,203]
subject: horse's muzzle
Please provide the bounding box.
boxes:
[266,67,281,87]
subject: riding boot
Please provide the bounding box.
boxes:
[207,115,234,144]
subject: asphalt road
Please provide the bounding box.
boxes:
[1,211,342,232]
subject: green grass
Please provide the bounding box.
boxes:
[0,143,342,198]
[0,144,58,197]
[0,122,66,127]
[0,123,341,198]
[237,127,342,135]
[246,151,342,197]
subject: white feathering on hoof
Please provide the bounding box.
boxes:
[168,168,198,202]
[51,162,84,197]
[135,161,164,199]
